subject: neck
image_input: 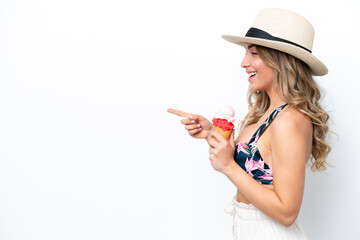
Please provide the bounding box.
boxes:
[266,88,287,110]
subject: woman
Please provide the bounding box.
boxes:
[168,8,331,239]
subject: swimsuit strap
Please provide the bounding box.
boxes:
[248,103,288,144]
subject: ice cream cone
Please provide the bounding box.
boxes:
[214,126,233,140]
[212,106,235,141]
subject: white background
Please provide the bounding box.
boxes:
[0,0,359,239]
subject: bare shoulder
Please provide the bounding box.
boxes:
[270,106,313,139]
[269,106,313,161]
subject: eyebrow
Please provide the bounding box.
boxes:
[247,44,256,49]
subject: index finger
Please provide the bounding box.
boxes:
[167,108,190,117]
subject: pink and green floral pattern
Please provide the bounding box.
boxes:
[234,103,288,185]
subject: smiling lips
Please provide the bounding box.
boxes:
[248,71,257,81]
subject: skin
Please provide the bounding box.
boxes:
[167,44,313,227]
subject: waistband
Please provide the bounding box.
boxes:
[225,196,272,221]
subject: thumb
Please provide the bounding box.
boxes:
[229,131,235,148]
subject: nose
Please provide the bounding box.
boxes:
[241,54,250,69]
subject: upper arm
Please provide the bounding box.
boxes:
[270,111,312,216]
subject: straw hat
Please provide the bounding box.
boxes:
[222,8,328,76]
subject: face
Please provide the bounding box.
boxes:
[241,44,274,92]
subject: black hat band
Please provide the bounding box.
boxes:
[245,27,312,53]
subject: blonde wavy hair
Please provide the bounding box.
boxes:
[240,45,331,171]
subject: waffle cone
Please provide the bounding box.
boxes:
[214,126,233,140]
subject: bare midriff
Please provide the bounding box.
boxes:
[236,184,274,204]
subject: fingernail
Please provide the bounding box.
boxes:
[188,115,194,119]
[190,120,195,123]
[199,128,202,130]
[197,124,201,128]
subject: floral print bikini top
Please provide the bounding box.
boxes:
[234,103,288,185]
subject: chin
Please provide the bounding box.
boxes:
[250,85,261,92]
[250,84,268,93]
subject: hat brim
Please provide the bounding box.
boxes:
[222,35,328,76]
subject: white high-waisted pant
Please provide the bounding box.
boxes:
[225,197,309,240]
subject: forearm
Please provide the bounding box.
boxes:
[223,161,300,226]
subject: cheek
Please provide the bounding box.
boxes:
[256,62,274,80]
[252,58,264,69]
[265,68,274,80]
